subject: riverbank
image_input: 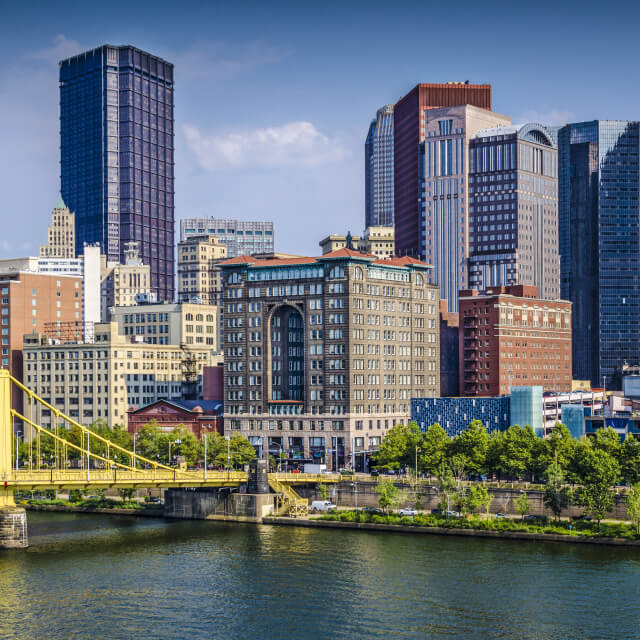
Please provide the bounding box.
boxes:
[266,515,640,547]
[24,502,164,518]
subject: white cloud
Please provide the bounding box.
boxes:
[183,121,349,170]
[515,109,575,127]
[29,34,83,63]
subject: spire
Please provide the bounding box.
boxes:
[55,195,66,210]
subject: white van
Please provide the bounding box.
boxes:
[311,500,337,513]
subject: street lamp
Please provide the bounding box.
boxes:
[351,481,358,512]
[168,439,182,466]
[225,435,231,478]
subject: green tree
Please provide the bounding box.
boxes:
[436,462,457,514]
[419,423,450,476]
[375,477,401,514]
[203,433,257,469]
[466,485,492,516]
[575,449,620,528]
[625,483,640,535]
[592,426,622,460]
[373,422,422,471]
[496,425,537,481]
[620,437,640,486]
[117,488,136,502]
[543,463,572,522]
[317,483,327,501]
[449,454,467,487]
[164,426,200,466]
[566,437,593,484]
[450,420,489,476]
[134,419,165,462]
[533,423,576,477]
[514,493,530,520]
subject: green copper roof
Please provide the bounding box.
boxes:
[55,195,66,209]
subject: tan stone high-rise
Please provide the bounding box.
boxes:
[177,235,228,305]
[40,198,76,258]
[220,249,440,470]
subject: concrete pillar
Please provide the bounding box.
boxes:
[248,459,269,493]
[0,506,28,549]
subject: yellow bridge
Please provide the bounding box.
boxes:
[0,370,338,511]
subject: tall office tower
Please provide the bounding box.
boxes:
[40,198,76,258]
[59,45,175,302]
[220,249,440,470]
[419,105,511,311]
[394,82,493,260]
[365,105,395,228]
[180,218,274,257]
[558,121,640,386]
[177,235,227,305]
[468,123,560,300]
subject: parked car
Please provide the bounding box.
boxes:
[369,469,379,477]
[398,508,418,516]
[384,469,397,476]
[311,500,337,513]
[524,514,548,523]
[362,507,383,515]
[495,512,507,519]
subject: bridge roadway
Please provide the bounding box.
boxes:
[4,470,341,492]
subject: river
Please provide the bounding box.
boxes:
[0,512,639,639]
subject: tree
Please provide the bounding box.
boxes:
[496,425,537,481]
[575,449,620,528]
[466,485,492,517]
[533,423,576,477]
[620,437,640,486]
[436,462,456,514]
[134,419,165,462]
[566,437,593,485]
[591,426,622,460]
[203,433,257,469]
[543,463,572,522]
[373,422,422,471]
[165,426,200,466]
[626,483,640,535]
[514,493,530,520]
[317,483,327,501]
[375,478,401,514]
[117,488,136,502]
[450,420,488,476]
[419,423,450,476]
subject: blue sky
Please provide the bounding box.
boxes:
[1,0,638,258]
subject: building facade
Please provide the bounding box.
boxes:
[468,123,560,300]
[109,301,219,350]
[40,198,75,258]
[181,218,274,257]
[23,322,214,428]
[459,285,572,397]
[319,228,394,259]
[100,242,151,319]
[394,82,493,260]
[60,45,175,301]
[127,399,222,438]
[365,104,395,228]
[558,120,640,386]
[419,105,511,311]
[439,299,459,396]
[220,249,440,469]
[319,234,362,255]
[177,234,227,305]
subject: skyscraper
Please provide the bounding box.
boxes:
[558,120,640,386]
[418,104,510,311]
[394,82,492,259]
[180,218,274,257]
[365,104,394,228]
[60,45,175,302]
[468,123,560,300]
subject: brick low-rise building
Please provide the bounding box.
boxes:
[459,285,572,396]
[219,248,440,469]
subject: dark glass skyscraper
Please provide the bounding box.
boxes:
[60,45,174,301]
[365,105,394,228]
[558,120,640,386]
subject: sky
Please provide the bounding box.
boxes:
[1,0,639,258]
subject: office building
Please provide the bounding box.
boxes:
[100,242,151,319]
[394,82,493,260]
[558,120,640,386]
[40,198,75,258]
[365,104,395,228]
[319,228,394,260]
[419,105,511,311]
[468,123,560,300]
[459,285,572,396]
[60,45,175,301]
[180,218,274,257]
[439,300,459,396]
[109,301,219,350]
[220,248,440,469]
[23,322,214,427]
[177,234,227,305]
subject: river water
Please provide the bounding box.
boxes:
[0,512,639,639]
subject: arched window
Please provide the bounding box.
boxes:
[185,313,194,321]
[329,266,345,279]
[415,273,424,286]
[353,267,363,280]
[196,314,203,321]
[206,314,214,322]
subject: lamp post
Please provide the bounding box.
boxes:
[203,432,208,481]
[168,439,182,467]
[225,435,231,479]
[351,481,358,512]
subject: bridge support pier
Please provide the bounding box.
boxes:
[0,499,28,549]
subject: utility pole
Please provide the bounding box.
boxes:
[204,432,208,481]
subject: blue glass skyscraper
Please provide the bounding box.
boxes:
[60,45,174,302]
[365,105,394,228]
[558,121,640,386]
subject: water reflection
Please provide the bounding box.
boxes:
[0,512,638,640]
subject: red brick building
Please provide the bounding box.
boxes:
[394,82,492,257]
[459,285,572,396]
[127,399,223,439]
